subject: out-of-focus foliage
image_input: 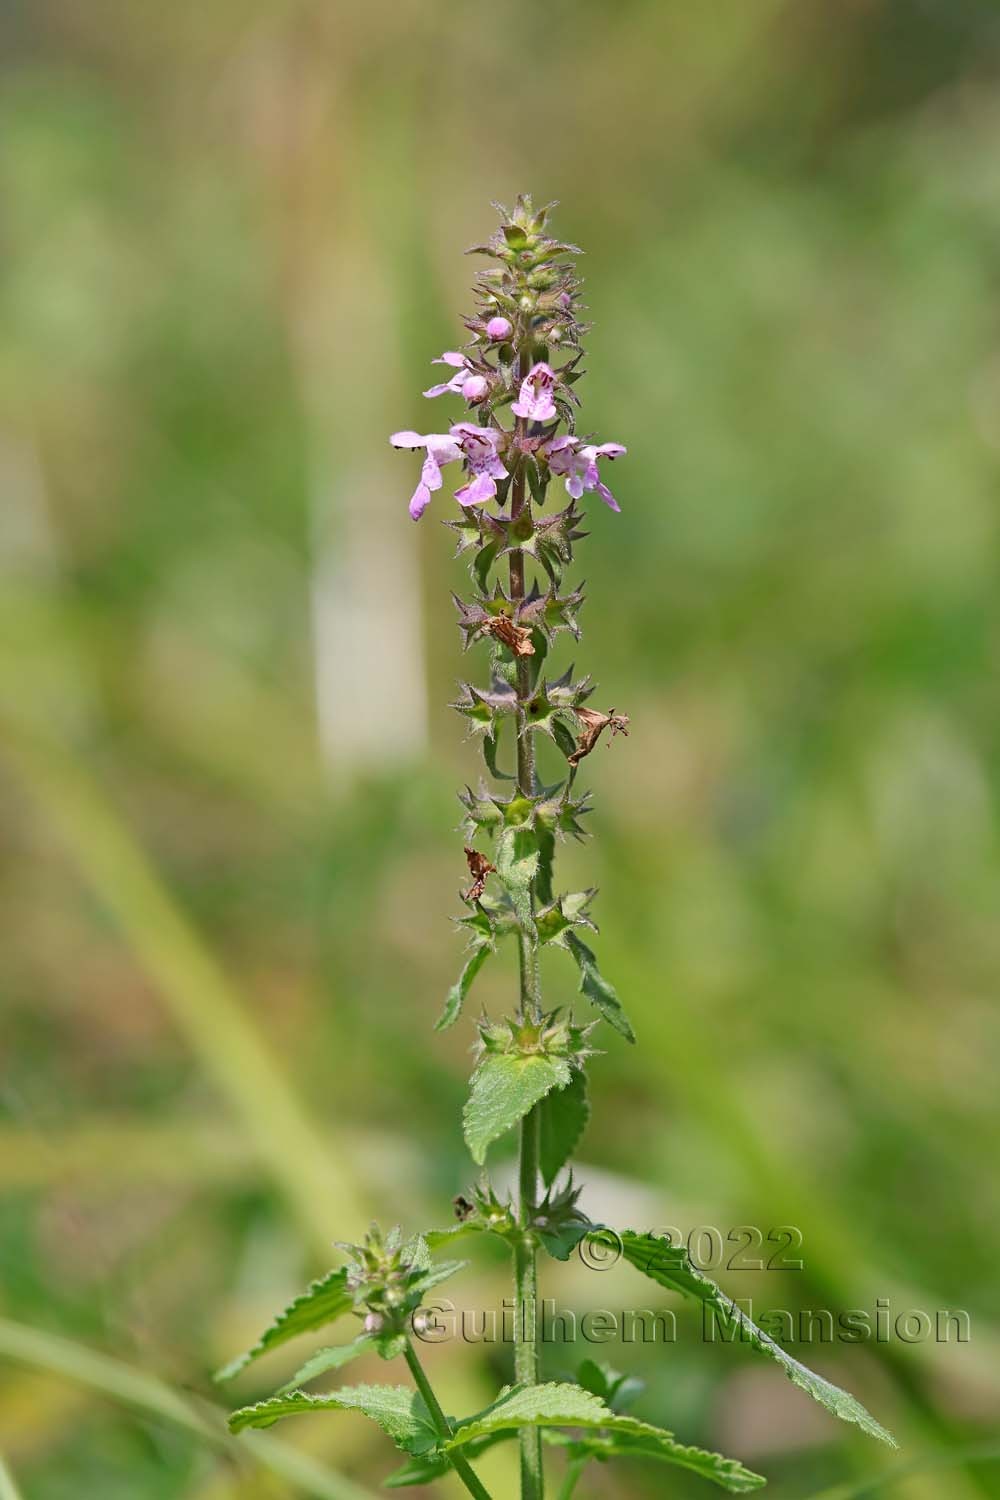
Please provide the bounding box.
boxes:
[2,1,1000,1496]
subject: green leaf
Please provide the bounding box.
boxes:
[384,1431,512,1488]
[215,1267,353,1381]
[618,1231,896,1447]
[229,1384,437,1452]
[483,723,515,780]
[574,1358,643,1411]
[535,826,556,906]
[277,1334,379,1394]
[447,1381,607,1444]
[538,1069,590,1186]
[446,1383,764,1493]
[495,825,539,930]
[435,941,492,1032]
[565,934,635,1042]
[463,1053,571,1165]
[424,1222,487,1250]
[556,1422,766,1492]
[406,1259,468,1303]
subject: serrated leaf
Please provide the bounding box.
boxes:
[229,1384,438,1452]
[463,1053,571,1164]
[495,825,539,930]
[215,1267,353,1381]
[536,826,556,906]
[424,1221,487,1250]
[538,1069,590,1186]
[407,1258,468,1302]
[565,933,635,1042]
[553,1421,766,1492]
[447,1381,607,1444]
[446,1383,764,1493]
[618,1231,896,1447]
[278,1333,380,1394]
[384,1431,512,1488]
[436,941,492,1031]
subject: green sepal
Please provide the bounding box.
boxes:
[536,786,592,841]
[463,1052,571,1164]
[451,678,517,735]
[460,781,584,845]
[442,512,484,557]
[534,1175,591,1261]
[228,1384,438,1452]
[617,1230,897,1448]
[444,1382,765,1492]
[538,1068,590,1186]
[536,890,597,948]
[458,783,503,838]
[565,933,635,1042]
[436,939,492,1032]
[214,1267,352,1382]
[523,666,594,743]
[519,580,585,642]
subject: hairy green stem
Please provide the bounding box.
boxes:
[510,367,544,1499]
[403,1342,493,1500]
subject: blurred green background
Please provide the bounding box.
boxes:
[2,1,1000,1497]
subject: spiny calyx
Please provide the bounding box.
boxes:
[475,1010,599,1070]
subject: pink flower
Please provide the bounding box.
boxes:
[486,316,512,340]
[424,351,488,403]
[511,362,557,423]
[391,424,508,520]
[391,429,463,519]
[543,435,626,512]
[451,422,508,507]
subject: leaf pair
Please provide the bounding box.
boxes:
[230,1380,766,1494]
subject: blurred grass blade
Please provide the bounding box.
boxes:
[807,1440,1000,1499]
[0,1318,375,1500]
[0,1456,25,1500]
[0,716,368,1255]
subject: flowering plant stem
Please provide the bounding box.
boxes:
[510,359,546,1500]
[402,1342,493,1500]
[220,194,896,1500]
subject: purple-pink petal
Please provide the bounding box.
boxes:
[486,316,512,340]
[391,430,426,449]
[512,362,558,423]
[409,482,433,520]
[596,481,621,512]
[455,472,498,506]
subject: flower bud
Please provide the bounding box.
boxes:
[486,316,512,340]
[461,374,488,402]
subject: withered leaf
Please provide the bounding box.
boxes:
[483,615,535,657]
[567,706,630,767]
[463,845,498,903]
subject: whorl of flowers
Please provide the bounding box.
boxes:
[391,197,625,522]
